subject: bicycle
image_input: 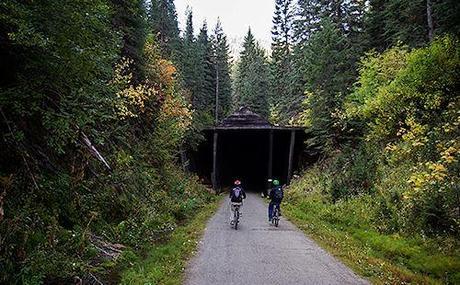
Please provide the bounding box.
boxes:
[231,202,242,230]
[272,205,280,227]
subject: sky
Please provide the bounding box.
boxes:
[175,0,274,56]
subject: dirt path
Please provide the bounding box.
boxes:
[185,192,369,285]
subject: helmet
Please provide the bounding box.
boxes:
[272,179,280,186]
[234,180,241,185]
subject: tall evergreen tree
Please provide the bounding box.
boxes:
[271,0,296,123]
[194,21,215,117]
[364,0,460,50]
[302,18,353,149]
[293,0,323,43]
[234,29,270,118]
[365,0,388,51]
[111,0,147,82]
[211,19,232,122]
[383,0,428,47]
[180,8,199,100]
[294,0,366,43]
[149,0,180,57]
[291,0,366,123]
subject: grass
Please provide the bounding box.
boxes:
[119,195,223,285]
[284,195,460,284]
[283,165,460,284]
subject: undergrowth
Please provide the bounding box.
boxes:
[285,161,460,284]
[120,195,222,285]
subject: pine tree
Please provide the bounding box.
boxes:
[383,0,427,47]
[364,0,460,50]
[294,0,367,43]
[271,0,296,123]
[211,19,232,122]
[302,18,353,149]
[293,0,323,43]
[149,0,180,57]
[194,21,215,117]
[234,29,270,118]
[365,0,388,51]
[180,8,200,101]
[111,0,147,82]
[434,0,460,38]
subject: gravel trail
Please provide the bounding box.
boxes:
[185,192,369,285]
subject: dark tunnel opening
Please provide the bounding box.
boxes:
[219,130,268,192]
[190,128,307,193]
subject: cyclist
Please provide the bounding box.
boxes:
[268,179,284,223]
[229,180,246,225]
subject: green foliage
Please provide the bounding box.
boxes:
[365,0,460,50]
[344,36,460,233]
[285,166,460,284]
[179,17,232,149]
[120,195,221,285]
[0,1,213,284]
[111,0,147,81]
[194,21,216,116]
[270,0,297,124]
[148,0,181,58]
[233,29,270,118]
[296,18,355,151]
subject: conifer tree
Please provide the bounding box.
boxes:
[149,0,180,57]
[302,18,353,149]
[234,29,270,118]
[111,0,147,82]
[211,19,232,122]
[180,8,200,100]
[270,0,296,123]
[364,0,460,49]
[194,21,215,117]
[293,0,323,42]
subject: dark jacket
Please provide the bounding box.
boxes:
[269,186,283,203]
[229,186,246,202]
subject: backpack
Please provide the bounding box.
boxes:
[273,186,284,200]
[231,187,243,201]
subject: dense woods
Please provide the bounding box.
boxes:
[0,0,459,283]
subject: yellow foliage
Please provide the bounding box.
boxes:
[111,58,159,119]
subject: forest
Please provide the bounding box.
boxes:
[0,0,459,284]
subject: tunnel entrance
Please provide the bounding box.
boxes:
[219,130,269,191]
[189,107,306,193]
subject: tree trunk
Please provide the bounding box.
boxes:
[427,0,434,41]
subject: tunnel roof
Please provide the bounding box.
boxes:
[207,107,304,130]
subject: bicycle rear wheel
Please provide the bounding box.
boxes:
[274,209,279,227]
[234,210,239,230]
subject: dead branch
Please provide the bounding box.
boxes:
[80,132,111,171]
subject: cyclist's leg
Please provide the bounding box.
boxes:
[268,202,274,221]
[229,202,235,223]
[276,202,281,215]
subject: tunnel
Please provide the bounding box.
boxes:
[189,107,306,193]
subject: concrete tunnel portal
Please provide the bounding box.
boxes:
[190,107,306,193]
